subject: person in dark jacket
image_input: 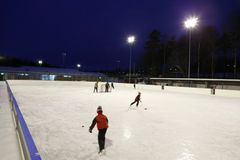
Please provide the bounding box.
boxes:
[133,80,136,89]
[105,82,110,92]
[89,106,109,153]
[111,82,114,89]
[130,92,141,107]
[93,81,98,93]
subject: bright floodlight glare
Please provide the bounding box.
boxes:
[77,64,81,68]
[184,17,198,29]
[127,36,135,44]
[38,60,43,64]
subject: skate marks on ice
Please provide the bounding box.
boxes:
[80,150,110,160]
[128,106,138,110]
[105,138,113,148]
[79,141,112,160]
[91,138,113,149]
[78,145,106,160]
[127,105,149,111]
[80,138,113,160]
[78,150,99,160]
[128,102,142,111]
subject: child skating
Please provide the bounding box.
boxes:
[89,106,109,154]
[130,92,141,107]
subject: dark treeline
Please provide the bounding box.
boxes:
[138,11,240,78]
[0,54,51,67]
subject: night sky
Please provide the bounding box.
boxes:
[1,0,239,70]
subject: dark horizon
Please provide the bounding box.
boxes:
[1,0,240,70]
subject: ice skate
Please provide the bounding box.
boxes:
[98,149,106,156]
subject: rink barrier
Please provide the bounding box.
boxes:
[6,81,41,160]
[150,78,240,90]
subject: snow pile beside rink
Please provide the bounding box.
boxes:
[8,80,240,160]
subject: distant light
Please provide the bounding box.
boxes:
[25,74,29,76]
[127,36,135,44]
[63,75,71,78]
[1,73,4,75]
[77,64,81,68]
[184,17,198,29]
[38,60,43,65]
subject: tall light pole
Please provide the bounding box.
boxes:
[184,16,198,78]
[234,48,237,79]
[127,35,135,83]
[197,41,201,78]
[62,52,67,67]
[116,60,120,72]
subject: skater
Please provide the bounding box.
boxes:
[105,82,110,92]
[111,82,114,89]
[89,106,109,154]
[93,81,98,93]
[133,80,136,89]
[130,92,141,107]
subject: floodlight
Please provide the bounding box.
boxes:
[184,17,198,29]
[38,60,43,65]
[77,64,81,68]
[127,36,135,44]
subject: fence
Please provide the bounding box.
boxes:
[150,78,240,90]
[6,81,41,160]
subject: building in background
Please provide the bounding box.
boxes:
[0,66,107,81]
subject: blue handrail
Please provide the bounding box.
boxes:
[6,81,41,160]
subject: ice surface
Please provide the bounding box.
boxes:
[8,80,240,160]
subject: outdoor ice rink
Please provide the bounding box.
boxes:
[8,80,240,160]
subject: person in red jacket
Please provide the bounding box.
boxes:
[89,106,109,153]
[130,92,141,107]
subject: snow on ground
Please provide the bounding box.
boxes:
[8,80,240,160]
